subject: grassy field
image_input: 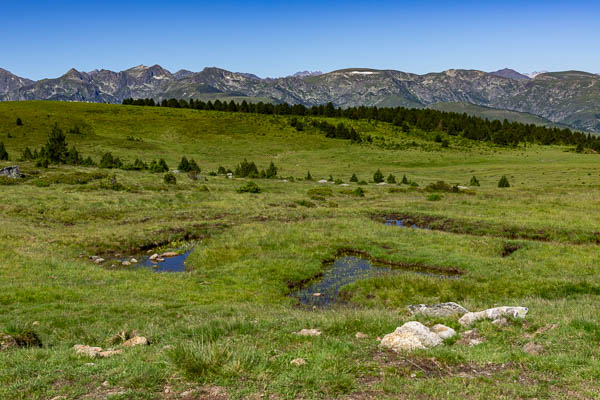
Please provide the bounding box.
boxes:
[1,101,600,399]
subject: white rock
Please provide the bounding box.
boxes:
[94,258,105,264]
[380,321,443,352]
[430,324,456,340]
[73,344,122,358]
[459,306,528,326]
[340,183,350,187]
[122,336,149,347]
[318,179,328,184]
[294,329,321,337]
[355,332,368,339]
[122,261,131,266]
[130,258,138,263]
[376,182,388,186]
[149,254,159,261]
[290,358,306,366]
[408,302,469,317]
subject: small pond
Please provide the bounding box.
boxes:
[292,256,394,307]
[139,249,193,272]
[384,219,428,230]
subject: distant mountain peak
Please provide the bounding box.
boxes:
[291,70,323,78]
[490,68,531,80]
[526,70,548,79]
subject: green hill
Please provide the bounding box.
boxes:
[1,101,600,399]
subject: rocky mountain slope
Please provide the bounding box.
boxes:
[2,65,599,132]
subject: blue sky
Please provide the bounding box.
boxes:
[2,0,599,80]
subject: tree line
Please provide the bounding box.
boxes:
[122,97,600,150]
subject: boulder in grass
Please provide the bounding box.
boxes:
[459,306,528,326]
[380,321,443,352]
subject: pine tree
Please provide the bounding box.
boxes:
[0,142,8,161]
[178,156,190,172]
[21,147,33,160]
[498,176,510,188]
[350,173,358,182]
[373,169,384,183]
[265,161,278,179]
[43,125,68,163]
[469,176,480,186]
[386,174,396,184]
[305,171,313,181]
[16,118,23,126]
[401,174,409,184]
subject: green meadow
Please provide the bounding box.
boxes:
[1,101,600,399]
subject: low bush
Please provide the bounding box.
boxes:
[386,174,396,184]
[307,187,333,200]
[469,176,480,186]
[237,181,261,193]
[164,172,177,184]
[350,173,358,182]
[425,181,458,193]
[427,193,442,201]
[295,199,316,208]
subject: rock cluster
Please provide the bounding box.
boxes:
[0,166,22,179]
[380,321,453,352]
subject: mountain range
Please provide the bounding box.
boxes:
[1,65,599,132]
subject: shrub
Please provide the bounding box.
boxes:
[295,199,316,208]
[469,176,480,186]
[441,139,449,148]
[217,166,227,175]
[99,152,123,169]
[334,178,343,185]
[149,159,169,173]
[237,181,261,193]
[198,184,209,192]
[21,147,33,161]
[164,172,177,184]
[386,174,396,184]
[265,162,278,179]
[305,171,313,181]
[0,142,8,161]
[328,175,334,182]
[373,169,384,183]
[307,187,333,200]
[425,181,457,192]
[350,173,358,182]
[401,174,409,184]
[122,158,148,171]
[353,187,365,197]
[35,158,49,168]
[434,134,442,143]
[234,159,259,178]
[16,118,23,126]
[498,175,510,188]
[427,194,442,201]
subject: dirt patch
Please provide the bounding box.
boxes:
[328,248,464,277]
[373,351,516,379]
[376,212,600,245]
[501,243,522,257]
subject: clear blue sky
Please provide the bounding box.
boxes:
[3,0,599,80]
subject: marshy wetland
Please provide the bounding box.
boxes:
[1,101,600,399]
